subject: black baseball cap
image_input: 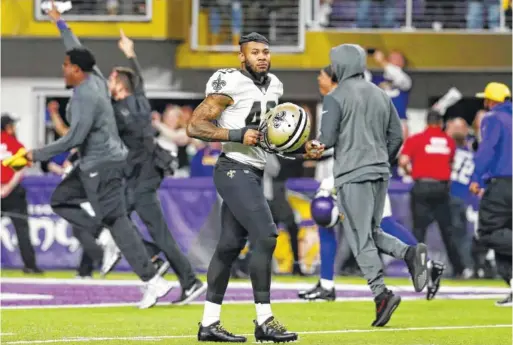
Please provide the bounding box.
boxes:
[1,113,18,130]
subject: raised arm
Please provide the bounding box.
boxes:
[118,29,145,94]
[47,2,105,79]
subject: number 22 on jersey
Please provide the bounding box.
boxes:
[451,149,475,185]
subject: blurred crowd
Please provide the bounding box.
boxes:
[321,0,512,30]
[201,0,511,40]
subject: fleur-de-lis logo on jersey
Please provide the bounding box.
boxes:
[212,74,226,92]
[227,170,236,178]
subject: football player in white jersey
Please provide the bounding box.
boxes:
[187,32,298,343]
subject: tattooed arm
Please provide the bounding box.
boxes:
[187,94,233,142]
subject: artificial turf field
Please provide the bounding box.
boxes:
[1,269,511,345]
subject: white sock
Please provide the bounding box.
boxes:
[202,301,221,326]
[320,279,334,290]
[255,303,273,325]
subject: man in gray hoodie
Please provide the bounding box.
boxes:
[317,44,428,327]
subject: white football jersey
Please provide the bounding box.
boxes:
[205,68,283,170]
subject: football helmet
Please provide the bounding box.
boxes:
[259,103,311,154]
[311,190,339,228]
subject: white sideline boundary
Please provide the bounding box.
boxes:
[1,277,510,293]
[3,325,512,344]
[1,294,509,310]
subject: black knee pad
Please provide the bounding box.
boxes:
[253,234,278,255]
[216,240,246,264]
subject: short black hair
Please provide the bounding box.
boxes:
[113,67,136,93]
[322,65,338,83]
[239,32,269,46]
[1,113,17,131]
[66,48,96,73]
[427,109,443,125]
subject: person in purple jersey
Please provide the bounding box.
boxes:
[446,117,474,278]
[470,82,512,307]
[298,176,445,302]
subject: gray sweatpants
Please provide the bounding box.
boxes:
[336,179,409,297]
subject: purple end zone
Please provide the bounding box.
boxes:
[0,281,506,308]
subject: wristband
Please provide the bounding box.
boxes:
[228,129,243,143]
[56,19,68,30]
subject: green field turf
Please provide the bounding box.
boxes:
[1,270,512,345]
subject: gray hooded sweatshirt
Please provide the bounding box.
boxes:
[318,44,403,187]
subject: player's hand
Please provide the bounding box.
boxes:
[47,100,60,114]
[243,129,260,146]
[304,140,325,159]
[469,182,484,197]
[25,151,34,162]
[46,1,61,22]
[373,50,386,66]
[118,29,135,58]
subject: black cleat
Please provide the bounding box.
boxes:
[298,281,336,301]
[298,281,320,299]
[172,279,207,305]
[405,244,428,292]
[371,290,401,327]
[198,321,247,342]
[254,317,298,343]
[495,293,512,307]
[426,260,445,301]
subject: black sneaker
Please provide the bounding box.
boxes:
[298,282,336,301]
[426,260,445,301]
[371,290,401,327]
[495,293,512,307]
[172,279,207,305]
[405,244,428,292]
[198,321,246,342]
[254,317,298,343]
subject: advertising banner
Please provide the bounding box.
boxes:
[1,176,479,276]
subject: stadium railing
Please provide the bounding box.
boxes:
[34,0,152,22]
[190,0,306,53]
[307,0,510,31]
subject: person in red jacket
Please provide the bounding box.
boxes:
[0,114,42,274]
[399,110,467,277]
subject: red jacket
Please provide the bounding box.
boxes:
[0,131,25,185]
[401,126,456,181]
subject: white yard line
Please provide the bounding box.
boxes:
[3,325,511,344]
[1,277,509,293]
[1,294,507,310]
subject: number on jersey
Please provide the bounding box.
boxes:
[246,101,277,126]
[451,150,475,185]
